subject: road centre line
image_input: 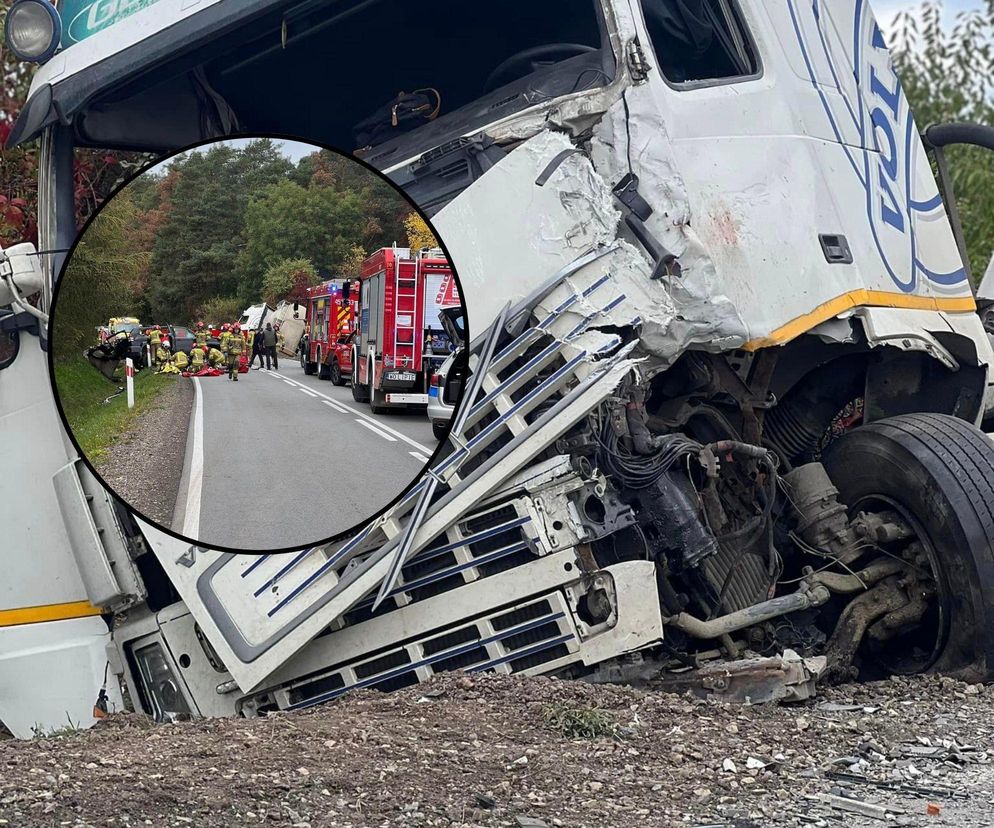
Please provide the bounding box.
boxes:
[276,374,433,454]
[298,388,318,397]
[409,451,430,464]
[322,399,347,413]
[355,419,397,441]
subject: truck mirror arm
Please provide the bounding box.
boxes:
[921,122,994,287]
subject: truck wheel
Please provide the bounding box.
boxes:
[318,360,332,381]
[351,360,370,402]
[301,351,315,375]
[432,420,449,441]
[330,359,345,386]
[822,413,994,682]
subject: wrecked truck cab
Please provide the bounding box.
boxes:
[5,0,994,733]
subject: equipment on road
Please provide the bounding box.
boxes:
[8,0,994,740]
[351,247,460,413]
[302,279,358,384]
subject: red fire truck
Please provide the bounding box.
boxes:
[300,279,359,384]
[351,247,458,414]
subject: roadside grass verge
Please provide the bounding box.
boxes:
[54,357,177,462]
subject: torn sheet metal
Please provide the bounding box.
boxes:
[655,648,826,704]
[855,307,961,371]
[434,129,749,369]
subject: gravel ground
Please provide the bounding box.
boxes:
[2,672,992,827]
[93,377,193,526]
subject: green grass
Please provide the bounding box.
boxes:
[542,702,621,739]
[54,357,177,462]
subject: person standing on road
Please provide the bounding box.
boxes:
[195,322,209,348]
[263,322,278,370]
[226,324,245,381]
[275,324,286,355]
[251,327,266,369]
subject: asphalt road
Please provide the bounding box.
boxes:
[172,356,438,551]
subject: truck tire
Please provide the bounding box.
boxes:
[822,413,994,682]
[351,352,370,403]
[432,420,449,441]
[330,358,345,386]
[318,359,332,381]
[301,351,316,375]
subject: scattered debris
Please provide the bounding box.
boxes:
[2,672,994,826]
[655,648,826,704]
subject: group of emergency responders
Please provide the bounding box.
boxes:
[145,322,281,381]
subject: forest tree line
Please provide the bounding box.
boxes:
[54,139,434,362]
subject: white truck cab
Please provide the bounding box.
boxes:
[4,0,994,735]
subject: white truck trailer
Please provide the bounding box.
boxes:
[3,0,994,735]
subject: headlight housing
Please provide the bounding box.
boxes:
[132,642,192,722]
[3,0,62,63]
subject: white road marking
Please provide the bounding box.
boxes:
[276,374,433,454]
[299,388,318,398]
[322,399,347,413]
[409,451,430,464]
[181,377,204,539]
[356,419,397,441]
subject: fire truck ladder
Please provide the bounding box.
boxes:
[188,243,640,688]
[393,257,418,370]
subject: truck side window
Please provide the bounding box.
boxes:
[640,0,758,84]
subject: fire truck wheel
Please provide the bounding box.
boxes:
[318,360,332,381]
[823,413,994,682]
[432,421,449,441]
[300,351,316,375]
[330,359,346,386]
[351,367,370,402]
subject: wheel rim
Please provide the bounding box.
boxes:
[849,493,949,676]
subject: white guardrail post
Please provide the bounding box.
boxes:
[126,358,135,408]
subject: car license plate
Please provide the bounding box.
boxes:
[387,371,416,382]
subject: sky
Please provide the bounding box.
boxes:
[873,0,986,33]
[146,137,318,176]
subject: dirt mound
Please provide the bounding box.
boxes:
[2,672,992,827]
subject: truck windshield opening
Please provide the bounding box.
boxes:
[72,0,614,163]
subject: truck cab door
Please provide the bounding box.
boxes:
[622,0,970,345]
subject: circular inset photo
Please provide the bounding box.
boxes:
[49,136,467,553]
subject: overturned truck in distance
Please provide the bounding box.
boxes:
[4,0,994,734]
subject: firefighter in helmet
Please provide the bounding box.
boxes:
[171,348,190,372]
[226,324,245,380]
[154,340,171,367]
[207,345,225,369]
[219,323,231,355]
[194,321,209,348]
[189,343,206,372]
[147,325,162,365]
